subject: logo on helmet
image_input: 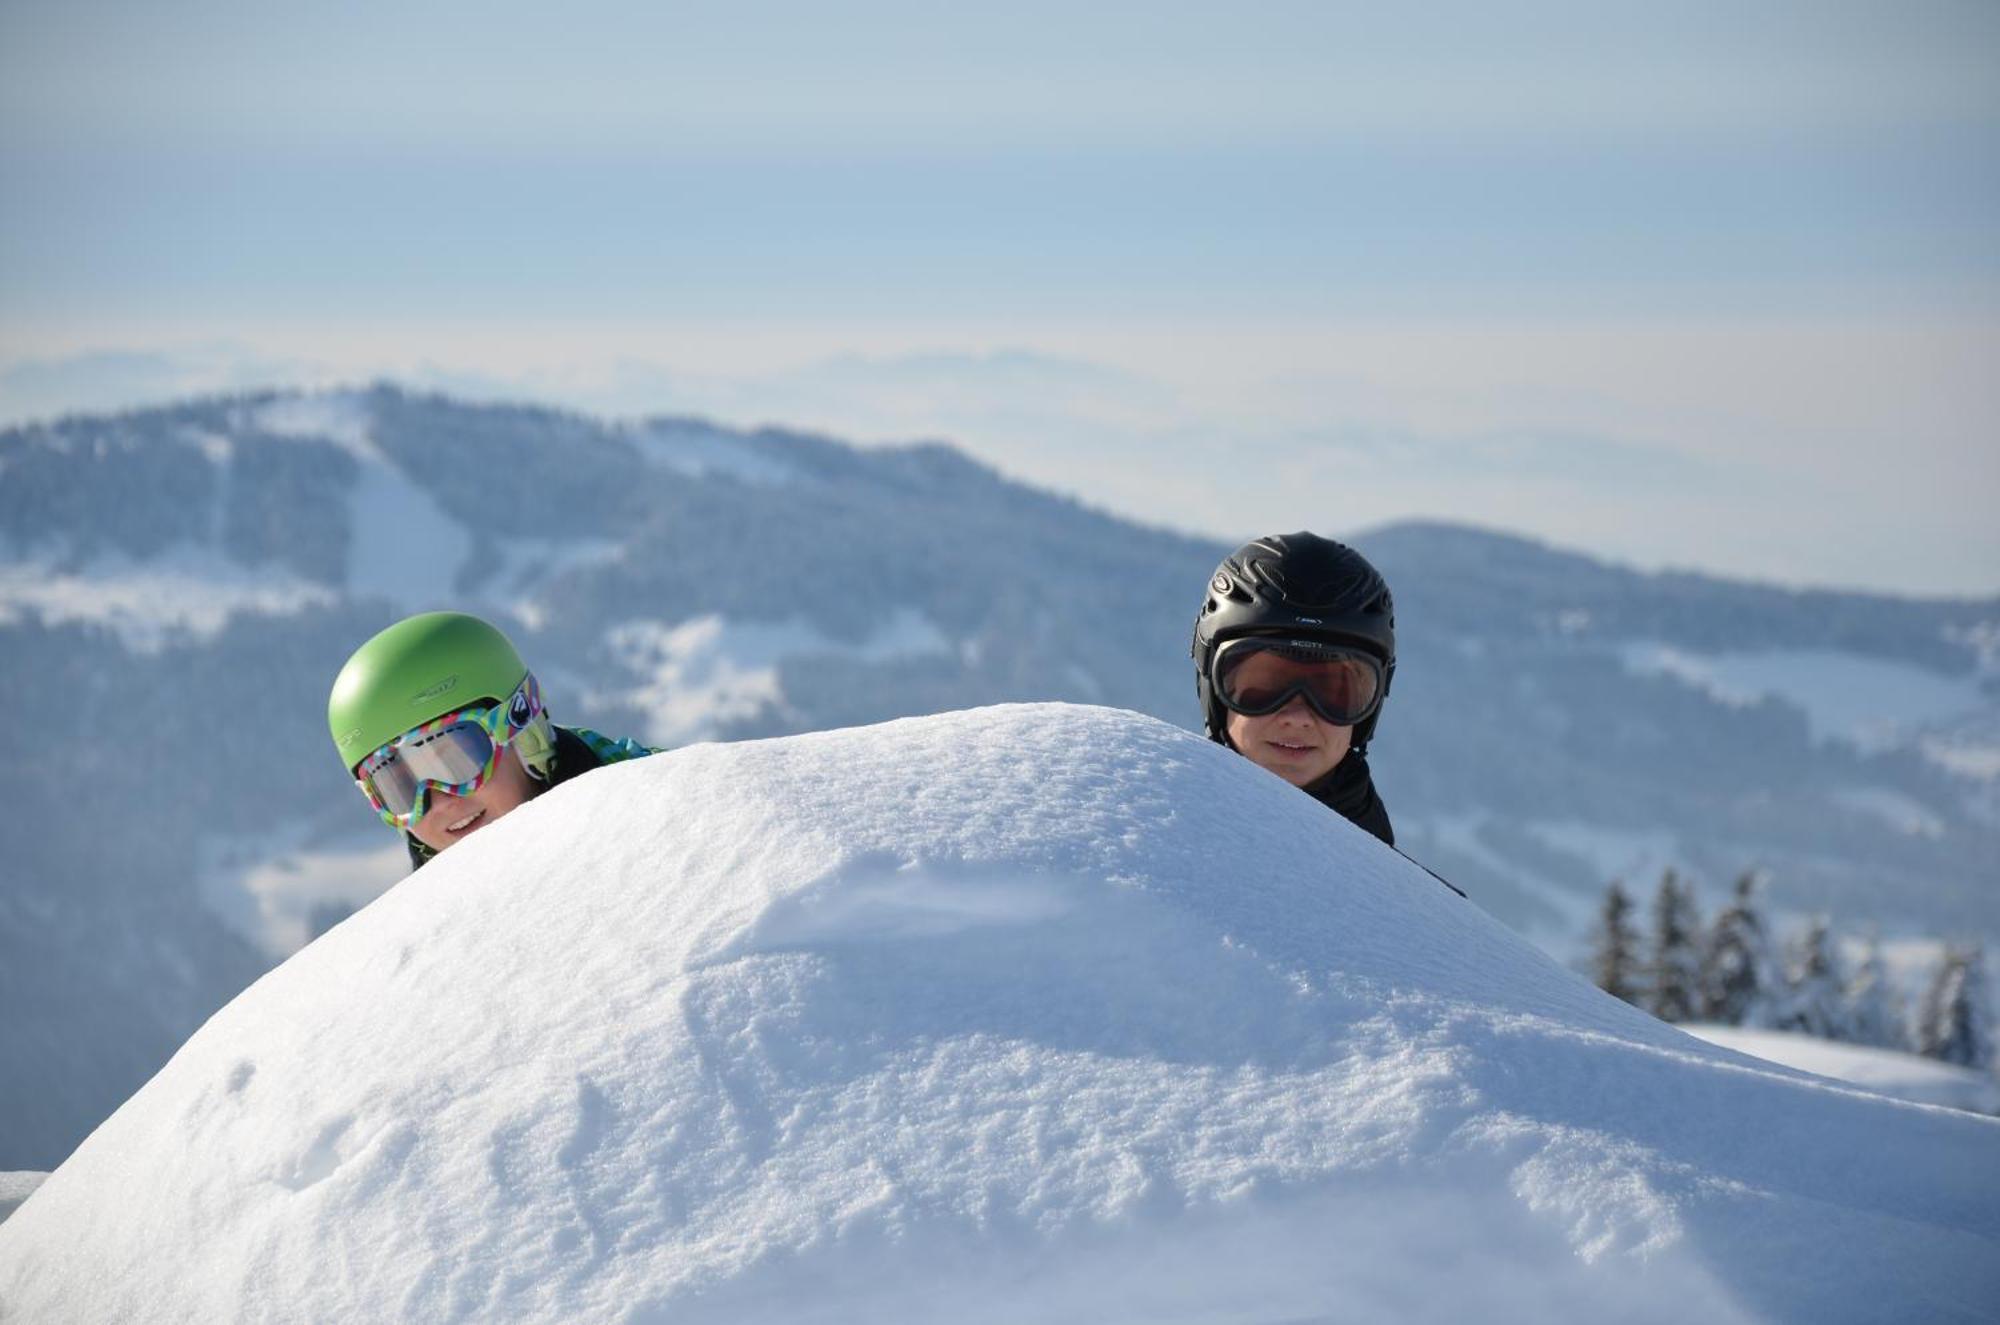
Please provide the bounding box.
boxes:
[411,674,459,706]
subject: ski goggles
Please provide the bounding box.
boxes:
[1210,636,1385,726]
[352,674,544,829]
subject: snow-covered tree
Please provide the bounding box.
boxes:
[1591,881,1642,1005]
[1700,871,1780,1027]
[1843,929,1907,1050]
[1646,870,1703,1024]
[1916,944,1994,1071]
[1776,917,1849,1040]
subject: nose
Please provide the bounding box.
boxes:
[1274,693,1317,723]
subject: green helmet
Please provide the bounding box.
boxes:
[327,611,555,778]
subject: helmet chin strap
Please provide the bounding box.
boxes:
[1204,700,1230,746]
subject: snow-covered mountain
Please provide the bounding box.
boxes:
[1,384,1995,1171]
[1682,1024,2000,1115]
[3,706,1994,1323]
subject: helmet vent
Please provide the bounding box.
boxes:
[1251,557,1368,610]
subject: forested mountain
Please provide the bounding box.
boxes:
[2,384,1994,1168]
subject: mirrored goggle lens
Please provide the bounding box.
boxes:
[358,718,498,819]
[1213,640,1383,724]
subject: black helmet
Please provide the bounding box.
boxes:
[1191,532,1397,750]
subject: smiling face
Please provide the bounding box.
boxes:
[1224,694,1355,788]
[405,745,541,855]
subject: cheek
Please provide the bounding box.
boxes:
[485,752,537,810]
[408,813,454,852]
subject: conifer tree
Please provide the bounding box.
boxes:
[1843,929,1907,1050]
[1776,917,1849,1040]
[1701,871,1779,1027]
[1647,870,1704,1023]
[1917,944,1995,1071]
[1591,881,1641,1005]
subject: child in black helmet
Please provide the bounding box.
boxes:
[1191,532,1397,845]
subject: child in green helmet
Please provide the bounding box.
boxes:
[328,611,654,868]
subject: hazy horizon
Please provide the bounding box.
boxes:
[4,1,1996,596]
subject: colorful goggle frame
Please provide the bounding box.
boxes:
[353,674,544,830]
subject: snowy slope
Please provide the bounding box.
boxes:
[3,706,1995,1324]
[1683,1025,2000,1115]
[1620,642,1995,765]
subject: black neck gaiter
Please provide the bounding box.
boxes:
[1304,752,1395,847]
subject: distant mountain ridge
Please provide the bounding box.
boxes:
[2,383,1995,1169]
[1362,518,1994,672]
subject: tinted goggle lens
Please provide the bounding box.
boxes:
[359,719,498,820]
[353,675,543,828]
[1212,639,1383,725]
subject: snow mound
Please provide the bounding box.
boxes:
[3,705,1996,1324]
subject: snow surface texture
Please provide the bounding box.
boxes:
[3,705,1996,1324]
[1682,1026,2000,1116]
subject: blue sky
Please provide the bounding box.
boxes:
[3,1,1997,593]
